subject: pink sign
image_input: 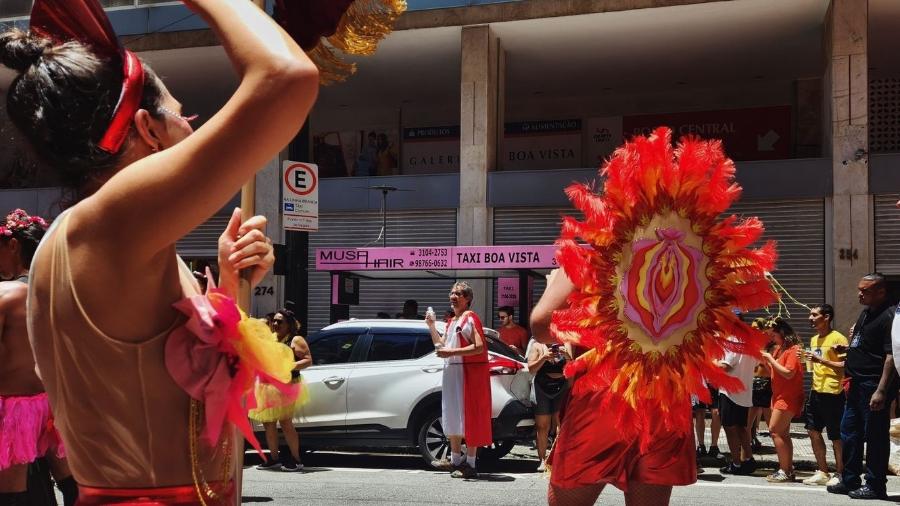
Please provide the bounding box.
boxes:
[452,245,558,269]
[315,245,560,271]
[497,277,519,307]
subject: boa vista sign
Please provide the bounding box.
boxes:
[502,119,583,170]
[315,245,560,271]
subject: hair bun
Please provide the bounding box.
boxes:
[0,29,53,73]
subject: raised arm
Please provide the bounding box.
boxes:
[75,0,319,259]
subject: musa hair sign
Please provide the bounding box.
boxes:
[315,245,560,271]
[502,119,583,170]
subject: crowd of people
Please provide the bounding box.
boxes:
[684,273,897,501]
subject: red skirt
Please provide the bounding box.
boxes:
[548,387,696,492]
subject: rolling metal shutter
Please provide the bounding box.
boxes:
[175,214,231,258]
[492,207,577,328]
[875,194,900,274]
[726,199,826,335]
[308,210,457,332]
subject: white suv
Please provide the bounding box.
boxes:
[255,319,534,466]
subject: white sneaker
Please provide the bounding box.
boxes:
[802,470,830,485]
[765,469,795,483]
[536,460,547,472]
[826,474,841,487]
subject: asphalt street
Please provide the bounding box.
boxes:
[236,447,900,505]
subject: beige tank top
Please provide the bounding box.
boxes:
[27,211,227,488]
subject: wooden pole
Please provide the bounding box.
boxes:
[234,5,263,503]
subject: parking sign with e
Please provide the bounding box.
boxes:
[282,161,319,232]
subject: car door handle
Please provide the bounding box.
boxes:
[421,367,443,373]
[323,377,346,388]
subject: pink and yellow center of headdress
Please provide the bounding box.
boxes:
[615,213,709,353]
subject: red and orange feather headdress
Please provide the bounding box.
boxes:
[554,127,778,446]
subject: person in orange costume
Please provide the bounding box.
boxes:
[531,269,696,505]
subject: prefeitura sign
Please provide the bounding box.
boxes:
[315,245,560,271]
[282,161,318,232]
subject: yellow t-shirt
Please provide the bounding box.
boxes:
[810,330,849,394]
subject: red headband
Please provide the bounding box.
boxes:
[30,0,145,154]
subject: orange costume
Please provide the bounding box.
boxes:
[548,128,778,490]
[770,344,804,414]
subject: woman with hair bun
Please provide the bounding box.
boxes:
[2,0,318,503]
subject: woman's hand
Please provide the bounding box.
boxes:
[760,351,773,362]
[436,348,454,358]
[425,312,435,328]
[218,208,274,297]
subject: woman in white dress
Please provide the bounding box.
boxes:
[426,282,492,479]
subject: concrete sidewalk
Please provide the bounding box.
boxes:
[698,422,837,472]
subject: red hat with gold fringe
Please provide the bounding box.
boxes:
[274,0,407,84]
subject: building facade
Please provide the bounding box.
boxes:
[2,0,898,336]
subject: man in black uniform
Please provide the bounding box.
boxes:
[828,273,896,500]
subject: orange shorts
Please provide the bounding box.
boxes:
[548,388,697,492]
[771,394,803,415]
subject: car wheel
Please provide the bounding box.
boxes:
[477,440,515,462]
[417,411,450,467]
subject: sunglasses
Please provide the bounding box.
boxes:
[272,319,286,324]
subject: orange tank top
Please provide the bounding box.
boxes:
[27,211,230,488]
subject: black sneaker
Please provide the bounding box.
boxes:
[696,444,706,458]
[708,446,721,459]
[848,485,887,500]
[827,481,853,495]
[736,458,757,475]
[451,465,477,479]
[719,463,741,475]
[255,460,283,471]
[751,437,763,451]
[281,462,304,472]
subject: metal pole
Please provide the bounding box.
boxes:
[518,270,529,330]
[382,189,388,247]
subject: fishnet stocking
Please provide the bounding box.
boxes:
[548,482,674,505]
